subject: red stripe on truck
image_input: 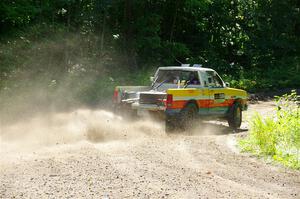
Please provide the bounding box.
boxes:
[167,99,236,109]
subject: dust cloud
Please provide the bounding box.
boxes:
[0,109,165,155]
[0,106,235,156]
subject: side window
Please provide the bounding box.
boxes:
[213,74,224,87]
[205,71,224,87]
[201,71,209,87]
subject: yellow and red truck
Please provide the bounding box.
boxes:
[113,64,248,133]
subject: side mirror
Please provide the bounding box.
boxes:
[225,82,230,87]
[150,76,154,82]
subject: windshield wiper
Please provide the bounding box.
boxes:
[183,80,191,88]
[151,76,159,89]
[152,78,170,90]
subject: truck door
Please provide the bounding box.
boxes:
[185,71,209,115]
[203,71,228,115]
[196,71,209,115]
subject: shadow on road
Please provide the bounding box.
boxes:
[187,121,248,136]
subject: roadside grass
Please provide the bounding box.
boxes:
[239,90,300,169]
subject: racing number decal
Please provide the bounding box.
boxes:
[214,93,225,99]
[214,93,225,103]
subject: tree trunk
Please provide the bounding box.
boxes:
[123,0,138,70]
[100,14,106,55]
[67,2,71,31]
[170,0,179,42]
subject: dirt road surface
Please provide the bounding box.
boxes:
[0,101,299,198]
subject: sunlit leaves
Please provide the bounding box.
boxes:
[240,91,300,169]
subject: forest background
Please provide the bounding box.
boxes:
[0,0,299,112]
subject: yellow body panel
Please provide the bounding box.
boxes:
[167,88,202,97]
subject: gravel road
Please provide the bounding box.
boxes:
[0,101,299,198]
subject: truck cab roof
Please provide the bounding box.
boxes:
[157,66,215,72]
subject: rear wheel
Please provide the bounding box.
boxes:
[227,103,242,129]
[165,115,179,134]
[181,103,198,130]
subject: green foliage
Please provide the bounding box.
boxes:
[228,79,257,91]
[0,0,300,103]
[0,0,37,28]
[239,90,300,169]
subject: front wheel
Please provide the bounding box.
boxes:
[227,103,242,129]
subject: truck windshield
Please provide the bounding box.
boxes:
[154,70,200,85]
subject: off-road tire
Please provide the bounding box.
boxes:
[165,115,179,134]
[227,102,242,129]
[180,103,198,131]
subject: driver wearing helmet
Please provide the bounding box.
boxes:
[189,72,200,85]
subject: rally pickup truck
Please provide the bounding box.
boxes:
[113,64,248,133]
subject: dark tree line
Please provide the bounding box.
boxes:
[0,0,300,88]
